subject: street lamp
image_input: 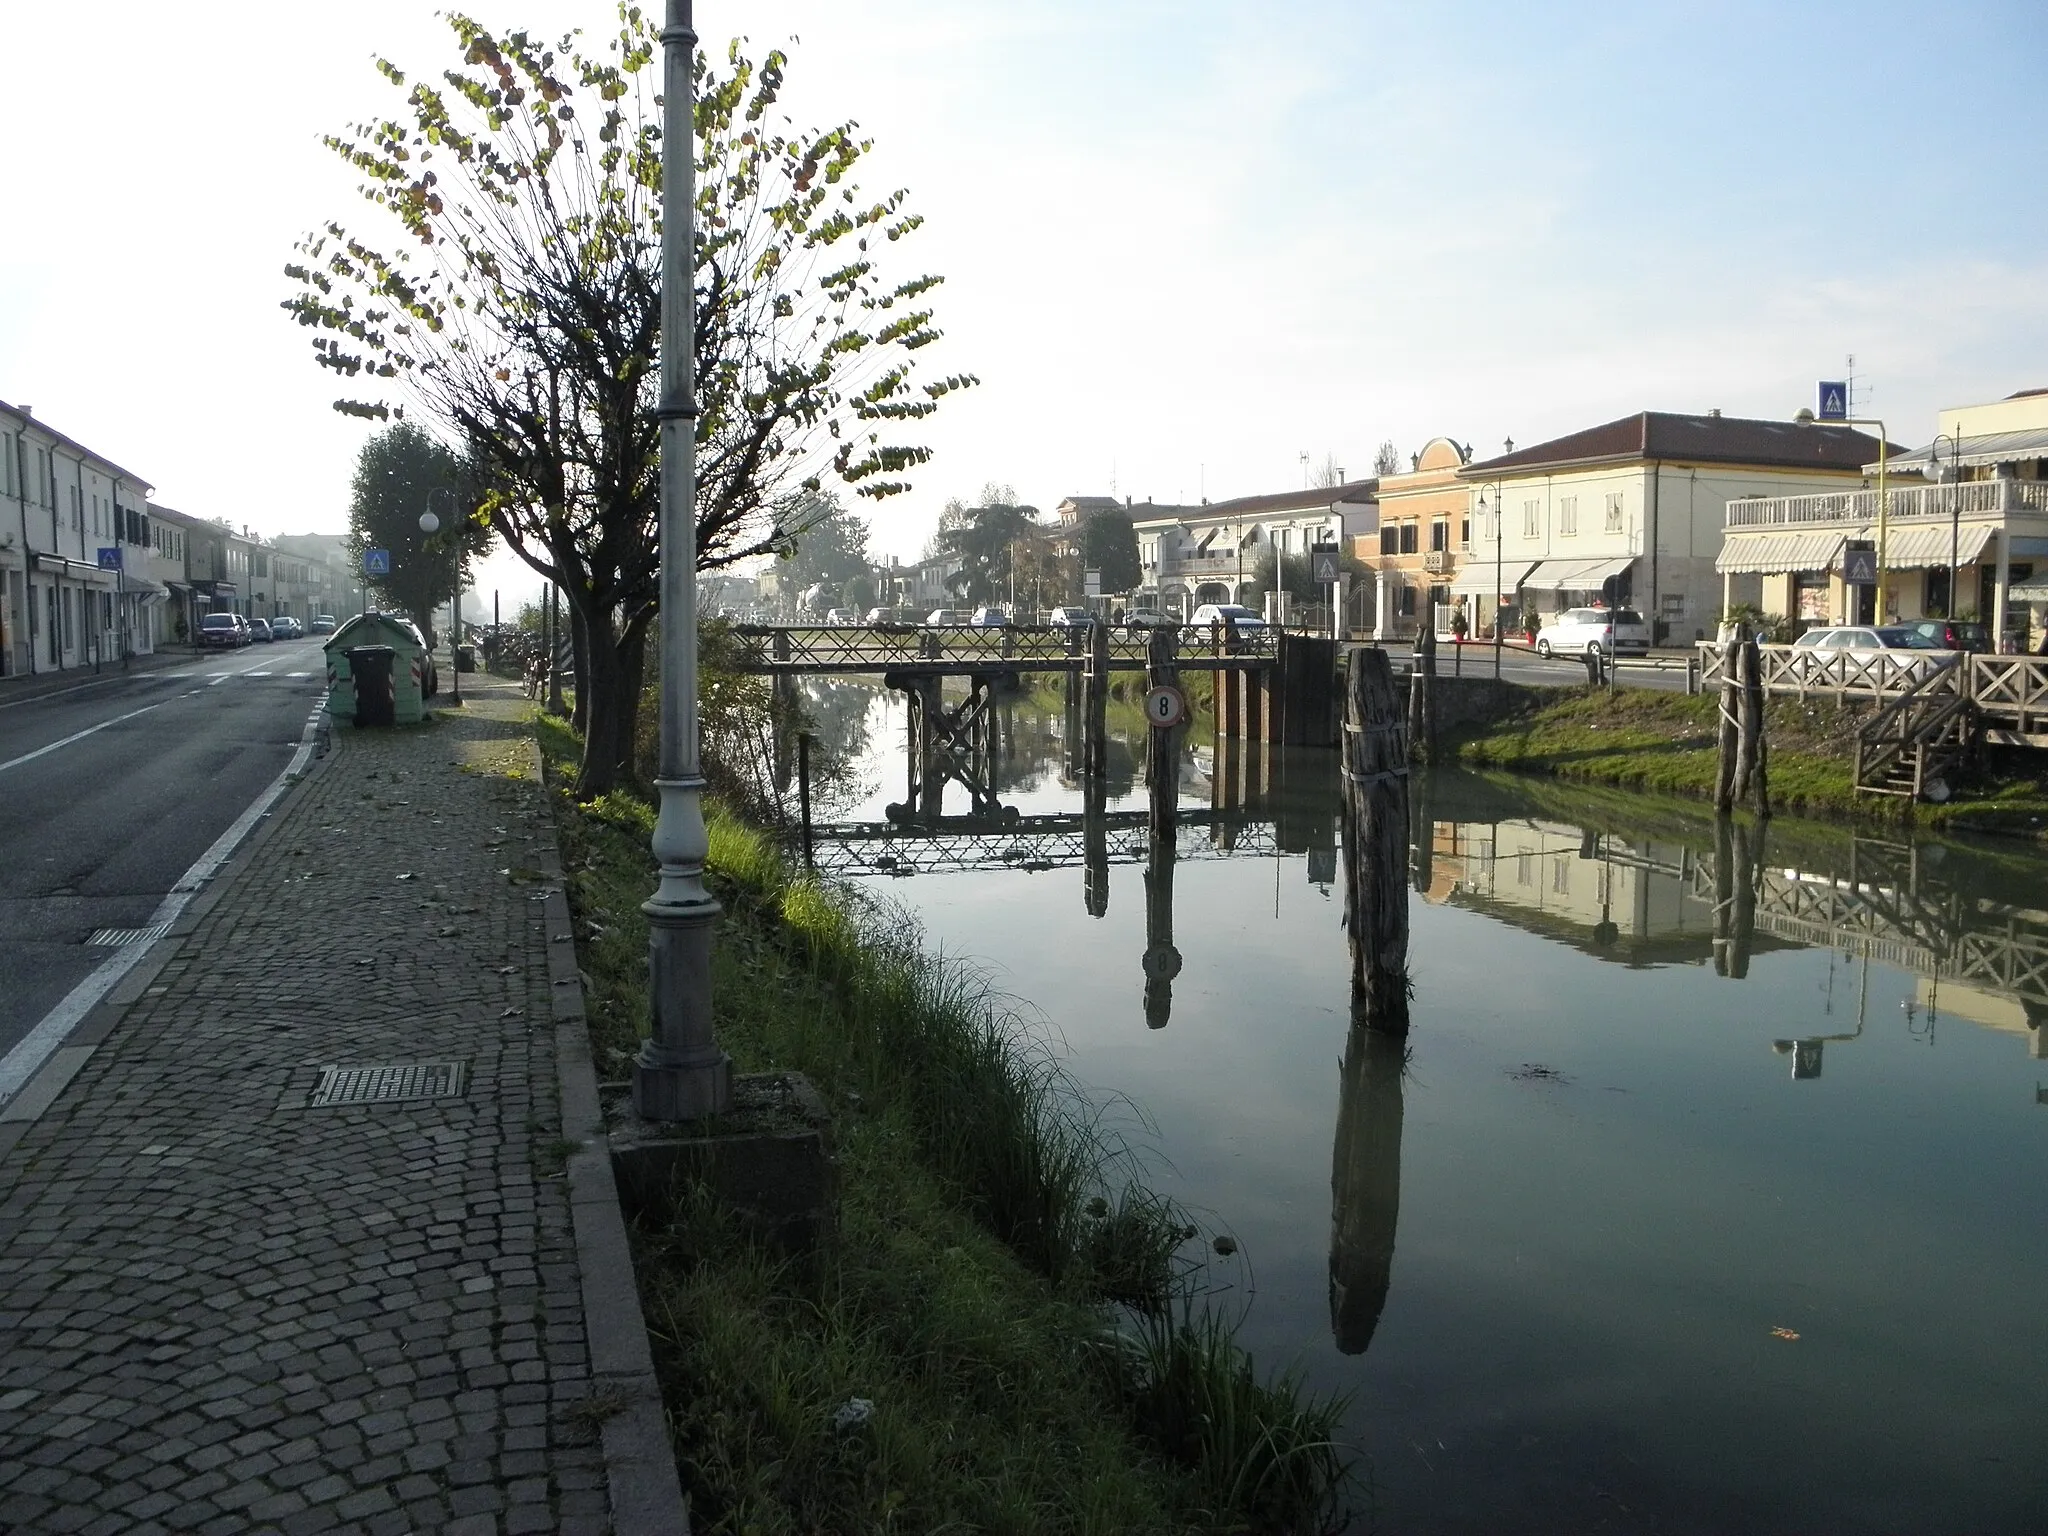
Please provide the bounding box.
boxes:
[1475,484,1504,678]
[634,0,731,1122]
[1929,430,1963,622]
[419,491,463,706]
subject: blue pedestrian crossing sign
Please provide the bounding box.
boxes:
[363,548,392,576]
[96,546,122,570]
[1842,540,1877,584]
[1817,382,1848,422]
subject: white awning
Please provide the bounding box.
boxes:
[1715,529,1846,575]
[2008,578,2048,602]
[1863,522,1995,569]
[1521,555,1635,592]
[1868,426,2048,476]
[1448,560,1535,597]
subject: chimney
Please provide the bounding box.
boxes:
[1708,408,1722,418]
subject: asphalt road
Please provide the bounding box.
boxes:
[1387,643,1693,692]
[0,640,326,1067]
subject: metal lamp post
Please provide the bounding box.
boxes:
[1930,431,1961,621]
[1476,486,1504,679]
[634,0,732,1122]
[419,492,463,706]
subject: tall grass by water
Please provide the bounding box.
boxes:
[534,710,1353,1533]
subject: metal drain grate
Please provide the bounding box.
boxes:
[307,1060,469,1108]
[85,923,173,947]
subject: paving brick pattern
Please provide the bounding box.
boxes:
[0,686,613,1535]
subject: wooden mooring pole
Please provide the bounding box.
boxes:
[1143,628,1182,1029]
[1712,634,1771,817]
[1084,616,1110,779]
[1342,647,1411,1035]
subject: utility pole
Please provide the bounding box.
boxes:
[635,0,732,1121]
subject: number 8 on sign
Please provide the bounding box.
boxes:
[1144,684,1187,729]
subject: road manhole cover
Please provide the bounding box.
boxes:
[86,923,173,947]
[306,1060,469,1108]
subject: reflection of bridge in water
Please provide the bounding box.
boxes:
[806,809,1280,877]
[1682,837,2048,1018]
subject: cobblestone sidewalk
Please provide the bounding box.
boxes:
[0,680,675,1535]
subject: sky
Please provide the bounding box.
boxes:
[5,0,2046,611]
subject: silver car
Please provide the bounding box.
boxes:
[1535,606,1651,659]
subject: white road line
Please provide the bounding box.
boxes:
[0,703,325,1110]
[0,670,180,712]
[0,704,163,776]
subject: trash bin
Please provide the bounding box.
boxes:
[455,644,476,673]
[348,645,397,727]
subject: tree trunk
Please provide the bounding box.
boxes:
[569,600,591,737]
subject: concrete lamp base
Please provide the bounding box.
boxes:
[610,1071,836,1257]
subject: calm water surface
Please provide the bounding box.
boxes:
[808,683,2047,1535]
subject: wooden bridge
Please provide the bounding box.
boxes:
[1698,645,2048,797]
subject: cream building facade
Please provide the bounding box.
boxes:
[1716,386,2048,647]
[1460,412,1889,644]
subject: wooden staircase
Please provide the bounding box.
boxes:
[1853,654,1971,800]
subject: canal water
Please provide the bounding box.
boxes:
[806,681,2047,1535]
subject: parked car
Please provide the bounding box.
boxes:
[968,606,1011,627]
[924,608,971,627]
[269,616,303,640]
[864,607,914,626]
[1905,618,1991,653]
[248,618,274,643]
[1534,606,1651,659]
[1120,609,1178,630]
[1046,606,1098,629]
[310,615,337,635]
[198,612,247,648]
[822,608,857,626]
[1188,603,1267,631]
[1790,626,1945,678]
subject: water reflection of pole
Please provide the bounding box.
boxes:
[1083,774,1108,918]
[1342,648,1411,1035]
[1408,768,1434,895]
[1329,1023,1405,1354]
[1143,627,1183,1027]
[1711,815,1761,979]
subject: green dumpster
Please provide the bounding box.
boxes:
[322,612,430,726]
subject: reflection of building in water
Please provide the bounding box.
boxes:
[1427,816,1721,964]
[1911,977,2048,1061]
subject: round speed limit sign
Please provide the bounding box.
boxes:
[1143,683,1187,729]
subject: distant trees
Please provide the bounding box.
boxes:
[1078,509,1141,595]
[937,484,1036,603]
[1374,440,1402,478]
[777,491,872,612]
[345,423,491,649]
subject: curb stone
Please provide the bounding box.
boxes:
[521,729,693,1536]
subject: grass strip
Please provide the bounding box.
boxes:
[1444,682,2048,836]
[533,711,1351,1534]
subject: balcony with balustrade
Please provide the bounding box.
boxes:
[1725,478,2048,531]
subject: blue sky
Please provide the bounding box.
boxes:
[2,0,2043,598]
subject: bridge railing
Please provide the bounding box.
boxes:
[727,622,1277,671]
[1697,643,2048,728]
[1698,641,1964,707]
